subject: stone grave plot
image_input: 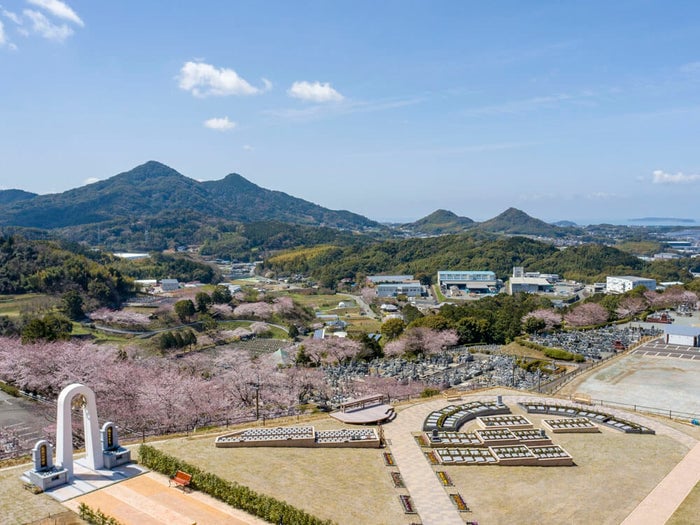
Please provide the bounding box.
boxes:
[474,428,521,447]
[422,399,510,432]
[426,431,482,448]
[528,445,575,466]
[510,428,552,446]
[476,414,533,430]
[489,445,538,466]
[518,402,655,434]
[426,427,553,448]
[542,417,601,434]
[215,425,381,448]
[435,443,574,467]
[434,447,498,465]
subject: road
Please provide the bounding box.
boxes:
[0,389,49,456]
[340,293,378,319]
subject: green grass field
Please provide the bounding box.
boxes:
[0,294,55,317]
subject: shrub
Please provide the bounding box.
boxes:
[420,387,441,398]
[78,503,123,525]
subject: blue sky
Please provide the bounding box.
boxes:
[2,1,700,224]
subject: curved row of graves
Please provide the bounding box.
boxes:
[518,402,656,434]
[215,425,381,448]
[425,414,574,467]
[422,398,510,432]
[421,398,655,469]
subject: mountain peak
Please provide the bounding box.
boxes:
[403,208,474,234]
[119,161,184,181]
[476,207,561,236]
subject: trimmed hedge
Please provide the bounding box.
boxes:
[515,337,585,362]
[138,444,335,525]
[0,380,20,397]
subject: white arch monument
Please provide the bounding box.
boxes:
[56,383,104,480]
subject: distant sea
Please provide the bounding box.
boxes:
[576,218,698,227]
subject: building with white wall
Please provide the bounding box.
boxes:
[377,282,424,298]
[606,276,656,294]
[437,271,499,294]
[508,277,554,295]
[664,326,700,347]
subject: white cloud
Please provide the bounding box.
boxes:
[652,170,700,184]
[266,95,420,122]
[27,0,83,26]
[23,9,72,41]
[261,78,272,92]
[83,177,100,185]
[463,93,574,116]
[288,81,344,102]
[1,7,22,25]
[203,117,236,131]
[178,61,261,97]
[243,144,253,151]
[0,19,5,45]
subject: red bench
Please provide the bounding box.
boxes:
[169,470,192,492]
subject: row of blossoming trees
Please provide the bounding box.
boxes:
[0,332,432,443]
[522,286,698,331]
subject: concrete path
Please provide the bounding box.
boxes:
[383,397,465,525]
[621,441,700,525]
[62,471,268,525]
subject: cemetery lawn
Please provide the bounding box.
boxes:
[447,414,690,525]
[145,417,406,525]
[667,481,700,525]
[0,465,68,524]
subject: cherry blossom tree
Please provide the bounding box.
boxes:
[615,297,647,319]
[297,337,362,366]
[233,302,273,319]
[272,296,294,314]
[360,287,377,304]
[210,303,233,318]
[383,328,458,358]
[249,322,271,334]
[660,287,698,308]
[564,303,609,327]
[522,309,562,332]
[88,308,151,327]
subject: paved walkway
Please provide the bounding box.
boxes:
[62,471,268,525]
[383,397,465,525]
[621,441,700,525]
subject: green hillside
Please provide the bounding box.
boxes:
[402,209,475,234]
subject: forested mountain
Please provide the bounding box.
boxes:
[0,161,380,231]
[474,207,569,236]
[0,235,218,304]
[262,233,692,287]
[402,209,475,234]
[0,189,37,205]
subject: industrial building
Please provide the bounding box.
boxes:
[508,277,554,295]
[376,282,424,298]
[437,270,499,294]
[606,276,656,294]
